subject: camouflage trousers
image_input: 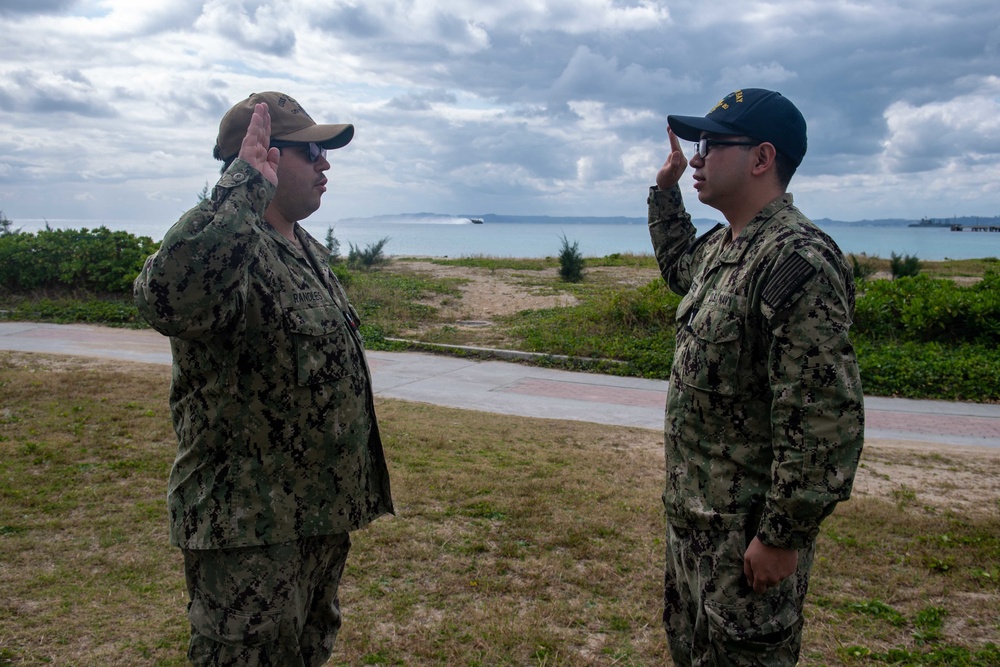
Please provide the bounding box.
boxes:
[662,523,815,666]
[182,533,351,667]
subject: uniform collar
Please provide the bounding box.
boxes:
[716,193,795,263]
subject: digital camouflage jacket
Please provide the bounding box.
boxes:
[648,185,864,550]
[135,159,393,549]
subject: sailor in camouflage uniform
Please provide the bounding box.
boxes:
[135,92,393,666]
[647,89,864,665]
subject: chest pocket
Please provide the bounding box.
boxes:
[674,293,746,396]
[285,305,360,386]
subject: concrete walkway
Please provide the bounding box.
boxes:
[1,322,998,448]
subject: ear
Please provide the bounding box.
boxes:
[750,142,778,177]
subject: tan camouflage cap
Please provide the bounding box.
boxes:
[214,91,354,161]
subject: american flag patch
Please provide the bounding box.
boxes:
[763,252,816,309]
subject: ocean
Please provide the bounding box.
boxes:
[13,216,1000,261]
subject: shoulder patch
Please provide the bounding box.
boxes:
[763,251,817,310]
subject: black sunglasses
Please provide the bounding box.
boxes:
[693,138,760,158]
[270,140,327,163]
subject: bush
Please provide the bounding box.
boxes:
[890,252,921,278]
[325,225,342,264]
[0,296,145,326]
[557,233,584,283]
[0,226,158,293]
[854,273,1000,345]
[348,237,391,270]
[856,339,1000,402]
[330,262,351,287]
[849,253,879,281]
[0,210,19,236]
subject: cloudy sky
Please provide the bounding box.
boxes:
[1,0,999,229]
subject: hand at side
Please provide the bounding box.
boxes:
[743,536,798,594]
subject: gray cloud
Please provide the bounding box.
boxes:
[0,0,75,16]
[195,0,297,56]
[1,0,999,224]
[0,69,117,117]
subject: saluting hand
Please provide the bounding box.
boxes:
[238,102,280,186]
[655,127,688,191]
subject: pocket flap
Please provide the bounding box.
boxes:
[188,592,281,646]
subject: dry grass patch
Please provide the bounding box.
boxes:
[1,352,998,666]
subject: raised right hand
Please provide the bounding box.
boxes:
[238,102,280,186]
[655,127,688,191]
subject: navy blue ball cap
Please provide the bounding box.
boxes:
[668,88,807,167]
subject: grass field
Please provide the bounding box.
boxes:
[1,352,998,666]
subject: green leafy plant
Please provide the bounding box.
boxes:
[0,226,158,293]
[325,225,342,264]
[557,233,584,283]
[0,210,19,236]
[348,236,391,269]
[850,253,880,281]
[847,599,908,627]
[890,252,922,278]
[913,606,946,643]
[854,272,1000,346]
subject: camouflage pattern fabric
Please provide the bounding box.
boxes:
[184,533,351,667]
[134,159,393,549]
[663,524,815,666]
[647,184,864,550]
[648,184,863,664]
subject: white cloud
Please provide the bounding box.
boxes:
[881,76,1000,173]
[0,0,999,227]
[195,0,297,54]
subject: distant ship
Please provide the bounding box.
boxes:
[469,218,484,224]
[908,218,950,228]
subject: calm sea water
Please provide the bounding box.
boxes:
[15,217,1000,261]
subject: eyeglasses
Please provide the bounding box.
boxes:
[693,138,760,158]
[270,140,328,163]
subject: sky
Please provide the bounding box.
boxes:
[1,0,999,230]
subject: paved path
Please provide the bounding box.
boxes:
[1,322,998,448]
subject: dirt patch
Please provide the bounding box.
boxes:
[393,260,660,321]
[853,439,1000,516]
[393,260,574,321]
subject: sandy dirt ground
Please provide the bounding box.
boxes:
[392,259,661,321]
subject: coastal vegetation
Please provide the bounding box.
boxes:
[0,226,998,402]
[557,232,586,283]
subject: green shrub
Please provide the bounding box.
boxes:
[0,297,144,327]
[325,225,342,264]
[0,226,157,293]
[850,253,879,281]
[348,237,391,269]
[330,262,351,287]
[890,252,922,278]
[854,273,1000,345]
[855,339,1000,402]
[0,210,19,236]
[557,233,584,283]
